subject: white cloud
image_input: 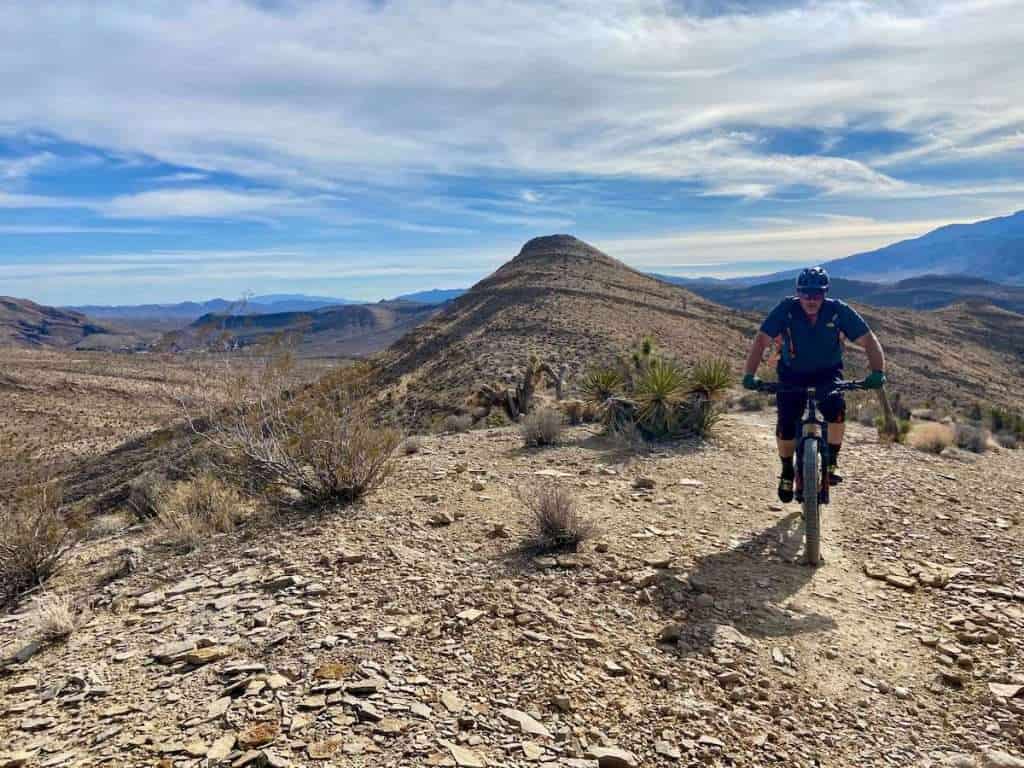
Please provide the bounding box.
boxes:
[0,0,1021,201]
[100,188,300,219]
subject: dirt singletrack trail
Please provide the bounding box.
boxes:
[2,411,1022,767]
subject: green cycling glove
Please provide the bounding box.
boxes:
[864,370,887,389]
[742,373,761,391]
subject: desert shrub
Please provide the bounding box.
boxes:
[401,435,424,455]
[86,512,131,540]
[183,357,400,506]
[516,484,594,552]
[995,432,1019,450]
[560,399,585,425]
[30,592,80,643]
[681,394,724,439]
[605,419,647,453]
[1,483,75,609]
[126,471,167,520]
[579,367,624,410]
[520,407,564,447]
[857,403,880,427]
[907,422,954,454]
[444,414,474,433]
[876,416,911,443]
[154,473,245,550]
[689,358,733,399]
[735,393,763,412]
[635,358,688,437]
[485,409,511,428]
[954,423,989,453]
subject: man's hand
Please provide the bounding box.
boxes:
[742,373,761,391]
[863,370,886,390]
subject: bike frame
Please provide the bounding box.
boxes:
[757,379,866,504]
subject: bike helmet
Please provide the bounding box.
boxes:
[796,266,830,295]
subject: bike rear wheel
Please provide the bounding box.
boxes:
[802,439,821,566]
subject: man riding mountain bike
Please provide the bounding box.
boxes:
[741,266,887,503]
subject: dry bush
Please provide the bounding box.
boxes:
[517,484,595,552]
[1,483,75,609]
[995,432,1020,450]
[154,473,245,550]
[182,355,400,506]
[735,392,764,412]
[126,471,167,520]
[560,399,585,425]
[444,414,474,433]
[955,423,990,454]
[86,512,131,540]
[520,407,564,447]
[605,418,647,453]
[30,592,80,642]
[401,435,424,455]
[908,422,954,454]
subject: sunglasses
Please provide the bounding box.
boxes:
[798,291,825,300]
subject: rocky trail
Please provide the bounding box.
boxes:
[2,413,1023,767]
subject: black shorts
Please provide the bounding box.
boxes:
[775,367,845,440]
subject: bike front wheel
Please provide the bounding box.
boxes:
[802,439,821,566]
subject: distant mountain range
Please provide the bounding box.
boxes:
[654,273,1024,315]
[740,210,1024,285]
[157,301,441,358]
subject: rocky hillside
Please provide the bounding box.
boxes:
[0,297,143,351]
[377,235,753,417]
[2,414,1022,767]
[376,236,1024,420]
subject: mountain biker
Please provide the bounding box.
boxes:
[741,266,887,503]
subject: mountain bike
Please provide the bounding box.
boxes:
[755,378,867,566]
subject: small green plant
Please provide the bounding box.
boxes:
[635,358,688,437]
[579,367,624,408]
[689,358,733,399]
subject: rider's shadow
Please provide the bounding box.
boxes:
[653,512,837,650]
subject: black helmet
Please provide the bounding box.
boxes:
[796,266,830,294]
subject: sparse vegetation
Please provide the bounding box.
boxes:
[30,591,80,643]
[154,473,246,551]
[517,483,594,552]
[1,482,75,609]
[520,407,564,447]
[560,399,585,425]
[908,422,954,454]
[954,423,990,454]
[735,392,764,412]
[444,413,474,433]
[401,435,424,454]
[579,343,732,441]
[126,471,168,520]
[182,355,401,506]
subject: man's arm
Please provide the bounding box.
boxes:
[743,331,773,376]
[852,331,885,372]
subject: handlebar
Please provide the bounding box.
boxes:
[754,379,868,395]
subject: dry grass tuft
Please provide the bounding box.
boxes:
[126,471,168,520]
[30,592,80,642]
[907,422,955,454]
[443,414,474,433]
[154,473,246,551]
[401,435,424,455]
[516,484,595,552]
[1,483,75,609]
[520,407,564,447]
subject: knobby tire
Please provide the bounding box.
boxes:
[802,439,821,566]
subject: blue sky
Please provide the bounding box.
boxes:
[1,0,1022,305]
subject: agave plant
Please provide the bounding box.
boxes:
[634,357,688,438]
[688,358,733,399]
[579,367,624,408]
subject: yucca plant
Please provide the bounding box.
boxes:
[579,367,624,408]
[634,357,688,438]
[688,358,733,399]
